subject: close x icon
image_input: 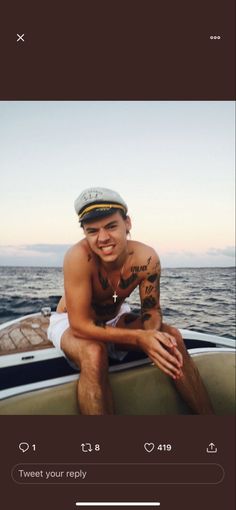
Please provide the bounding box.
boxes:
[16,33,25,42]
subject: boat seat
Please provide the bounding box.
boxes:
[0,351,235,415]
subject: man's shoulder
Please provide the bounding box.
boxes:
[128,241,160,276]
[64,239,93,267]
[129,240,159,262]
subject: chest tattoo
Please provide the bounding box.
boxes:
[98,270,109,290]
[119,272,138,289]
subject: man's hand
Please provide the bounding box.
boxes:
[137,329,183,380]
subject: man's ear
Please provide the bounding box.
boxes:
[125,215,132,234]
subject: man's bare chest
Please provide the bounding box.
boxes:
[91,268,141,319]
[92,268,140,301]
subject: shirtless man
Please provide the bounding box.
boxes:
[48,187,213,415]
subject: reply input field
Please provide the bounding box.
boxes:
[11,463,224,485]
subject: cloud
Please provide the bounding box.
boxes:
[160,247,235,268]
[207,246,235,258]
[0,244,71,266]
[24,244,72,255]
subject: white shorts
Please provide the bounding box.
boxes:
[47,302,131,363]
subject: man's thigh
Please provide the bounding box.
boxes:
[61,328,108,368]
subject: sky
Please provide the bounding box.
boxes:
[0,101,235,267]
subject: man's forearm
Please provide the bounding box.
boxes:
[70,319,142,347]
[141,308,162,331]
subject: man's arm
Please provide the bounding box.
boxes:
[139,252,162,331]
[138,249,183,378]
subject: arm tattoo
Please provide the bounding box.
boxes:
[145,285,154,295]
[142,296,157,310]
[130,256,152,273]
[131,265,147,272]
[147,273,158,283]
[124,314,139,325]
[141,313,152,323]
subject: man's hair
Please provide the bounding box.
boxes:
[81,208,127,228]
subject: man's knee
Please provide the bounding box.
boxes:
[61,330,108,373]
[162,324,186,351]
[170,326,183,344]
[80,341,108,371]
[170,327,191,360]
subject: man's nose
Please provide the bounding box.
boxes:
[97,228,110,243]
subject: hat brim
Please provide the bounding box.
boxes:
[80,207,122,224]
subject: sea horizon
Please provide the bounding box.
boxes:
[0,266,235,337]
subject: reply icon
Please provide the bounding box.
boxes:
[19,442,29,453]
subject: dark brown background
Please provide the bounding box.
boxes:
[0,0,235,99]
[0,416,235,509]
[0,1,235,508]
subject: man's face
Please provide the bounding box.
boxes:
[83,211,131,263]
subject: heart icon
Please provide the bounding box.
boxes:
[144,442,155,453]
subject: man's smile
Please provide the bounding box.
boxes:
[99,245,115,255]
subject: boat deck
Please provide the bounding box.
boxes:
[0,315,52,355]
[1,313,234,358]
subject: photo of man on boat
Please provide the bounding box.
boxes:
[48,187,214,415]
[0,101,235,415]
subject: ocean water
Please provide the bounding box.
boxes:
[0,266,235,338]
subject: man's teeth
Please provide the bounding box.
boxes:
[101,246,113,253]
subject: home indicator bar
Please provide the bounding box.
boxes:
[76,504,160,507]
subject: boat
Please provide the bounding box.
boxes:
[0,309,235,415]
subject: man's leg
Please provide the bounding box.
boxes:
[61,328,114,415]
[116,313,214,414]
[161,323,214,414]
